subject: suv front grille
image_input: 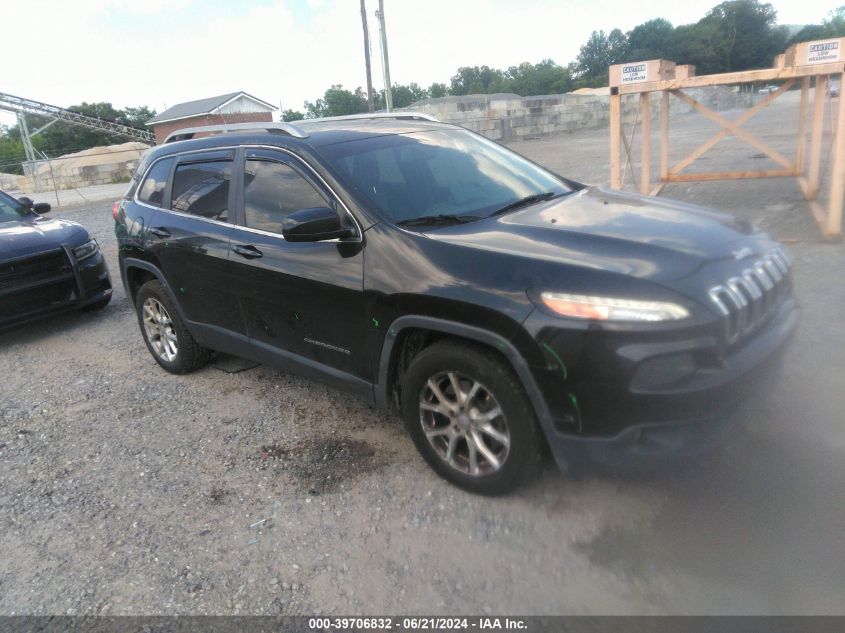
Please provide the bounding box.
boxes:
[708,248,791,345]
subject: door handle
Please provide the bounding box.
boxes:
[149,227,171,238]
[233,244,263,259]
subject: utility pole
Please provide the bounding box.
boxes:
[376,0,393,112]
[360,0,375,113]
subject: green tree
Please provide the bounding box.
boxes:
[427,82,449,98]
[574,29,629,87]
[388,82,429,108]
[304,85,369,118]
[501,60,572,95]
[791,6,845,43]
[827,6,845,35]
[624,18,675,62]
[449,66,506,96]
[701,0,786,72]
[281,109,304,121]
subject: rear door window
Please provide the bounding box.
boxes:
[137,157,174,207]
[171,160,233,222]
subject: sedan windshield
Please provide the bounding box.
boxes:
[0,191,27,223]
[318,129,572,225]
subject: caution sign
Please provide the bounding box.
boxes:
[621,63,648,84]
[807,40,840,64]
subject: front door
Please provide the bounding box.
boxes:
[228,148,369,386]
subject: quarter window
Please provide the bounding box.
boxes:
[137,157,174,207]
[171,161,232,222]
[243,160,328,234]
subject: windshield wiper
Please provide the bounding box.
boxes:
[396,214,480,227]
[488,191,563,218]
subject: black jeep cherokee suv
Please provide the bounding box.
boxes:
[115,115,797,494]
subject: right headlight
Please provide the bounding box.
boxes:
[73,239,100,262]
[539,292,690,322]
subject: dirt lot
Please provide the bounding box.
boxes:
[2,92,844,615]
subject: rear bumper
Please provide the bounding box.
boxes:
[535,300,798,471]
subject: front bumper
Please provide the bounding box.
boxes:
[525,298,798,471]
[0,245,111,329]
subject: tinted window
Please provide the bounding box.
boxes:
[0,190,27,223]
[137,157,173,207]
[171,161,232,221]
[318,129,570,224]
[243,160,327,234]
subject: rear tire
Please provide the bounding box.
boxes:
[135,280,211,374]
[400,339,542,495]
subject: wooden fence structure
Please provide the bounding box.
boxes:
[608,37,845,240]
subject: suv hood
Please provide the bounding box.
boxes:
[0,216,86,261]
[426,187,768,283]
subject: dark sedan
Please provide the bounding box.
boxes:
[0,189,111,329]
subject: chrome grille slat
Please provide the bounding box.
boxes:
[708,248,791,345]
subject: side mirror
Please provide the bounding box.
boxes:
[33,202,51,214]
[282,206,353,242]
[18,196,33,210]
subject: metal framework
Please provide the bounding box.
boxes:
[609,40,845,240]
[0,92,155,144]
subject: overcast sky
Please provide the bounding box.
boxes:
[0,0,836,127]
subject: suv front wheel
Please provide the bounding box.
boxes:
[135,280,211,374]
[400,340,542,495]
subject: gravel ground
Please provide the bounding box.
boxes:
[1,92,844,615]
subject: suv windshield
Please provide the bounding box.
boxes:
[0,191,27,223]
[318,129,572,225]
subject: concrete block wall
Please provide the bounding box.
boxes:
[403,87,751,141]
[0,173,34,194]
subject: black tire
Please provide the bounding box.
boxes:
[81,296,111,312]
[400,339,542,495]
[135,280,212,374]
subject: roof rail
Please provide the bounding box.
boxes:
[163,121,308,144]
[301,111,440,124]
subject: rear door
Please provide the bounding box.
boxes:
[228,147,369,384]
[145,149,245,338]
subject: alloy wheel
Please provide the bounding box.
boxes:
[142,297,178,362]
[419,371,510,476]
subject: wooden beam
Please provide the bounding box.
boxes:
[617,61,845,94]
[640,93,651,194]
[650,181,666,196]
[668,82,793,175]
[610,91,622,189]
[660,91,669,181]
[665,169,794,182]
[807,75,828,199]
[797,176,812,198]
[670,87,795,171]
[825,72,845,237]
[796,77,810,174]
[808,200,828,230]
